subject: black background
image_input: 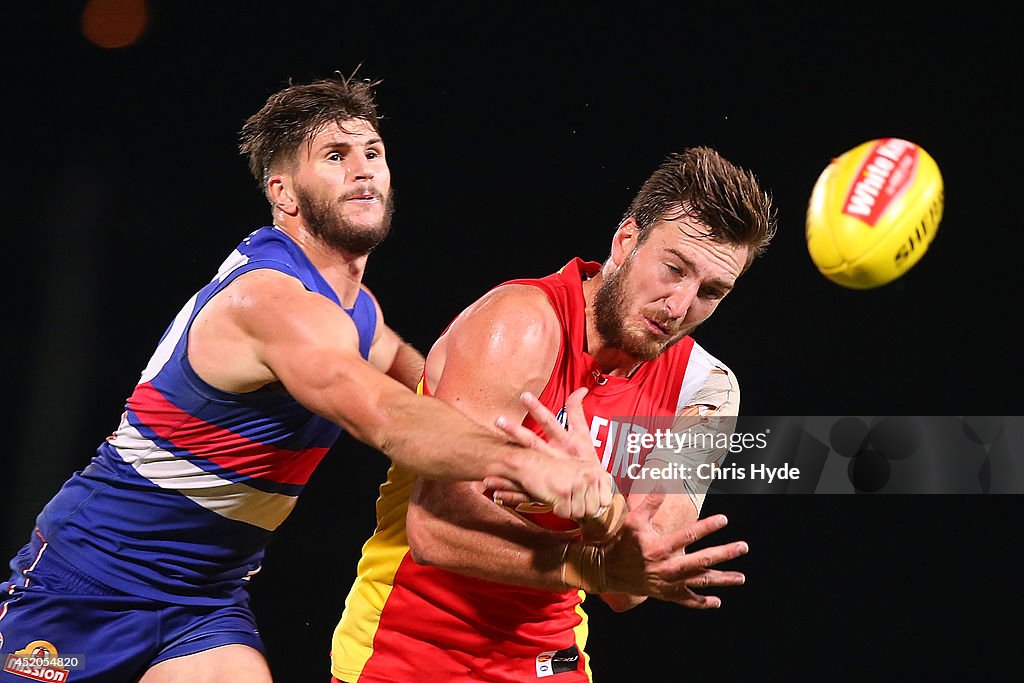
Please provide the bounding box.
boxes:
[4,2,1021,681]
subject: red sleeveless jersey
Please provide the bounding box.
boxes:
[331,258,727,683]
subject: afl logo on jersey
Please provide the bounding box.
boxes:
[555,406,568,430]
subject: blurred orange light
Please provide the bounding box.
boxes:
[82,0,148,49]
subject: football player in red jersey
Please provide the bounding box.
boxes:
[331,147,777,682]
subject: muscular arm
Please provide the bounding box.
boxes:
[409,308,748,603]
[407,284,576,589]
[186,269,609,517]
[384,341,426,390]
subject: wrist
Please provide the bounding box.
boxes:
[560,540,607,593]
[492,440,537,483]
[577,492,627,544]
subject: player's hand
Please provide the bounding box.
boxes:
[522,388,595,460]
[484,388,612,520]
[601,491,748,608]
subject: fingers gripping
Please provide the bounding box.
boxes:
[562,387,590,438]
[520,392,566,442]
[495,392,612,520]
[495,415,542,449]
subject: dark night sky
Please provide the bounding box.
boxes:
[4,2,1021,680]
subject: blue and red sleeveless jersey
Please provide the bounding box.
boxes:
[33,226,376,605]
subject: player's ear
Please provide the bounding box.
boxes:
[268,173,299,216]
[610,217,641,267]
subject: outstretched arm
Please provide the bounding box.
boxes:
[408,285,747,606]
[407,284,573,588]
[187,269,611,519]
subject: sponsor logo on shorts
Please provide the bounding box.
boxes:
[535,644,580,677]
[3,640,80,681]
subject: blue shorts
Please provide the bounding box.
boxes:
[0,530,265,682]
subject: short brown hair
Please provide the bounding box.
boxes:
[239,72,382,198]
[624,147,777,268]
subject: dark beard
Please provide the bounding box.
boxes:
[298,188,395,255]
[593,257,687,362]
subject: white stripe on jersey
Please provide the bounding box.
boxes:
[112,420,297,531]
[139,291,199,384]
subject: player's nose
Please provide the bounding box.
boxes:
[664,284,697,319]
[347,154,375,180]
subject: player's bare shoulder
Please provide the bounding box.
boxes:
[188,268,301,392]
[424,283,561,393]
[190,268,360,393]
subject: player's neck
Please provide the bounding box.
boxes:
[588,342,645,378]
[274,221,368,307]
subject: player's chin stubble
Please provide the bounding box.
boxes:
[594,259,692,362]
[299,188,396,255]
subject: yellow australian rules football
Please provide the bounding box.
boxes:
[806,138,944,289]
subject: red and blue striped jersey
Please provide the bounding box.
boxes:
[34,226,376,605]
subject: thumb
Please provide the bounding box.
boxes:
[631,487,666,523]
[564,387,590,435]
[566,386,589,407]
